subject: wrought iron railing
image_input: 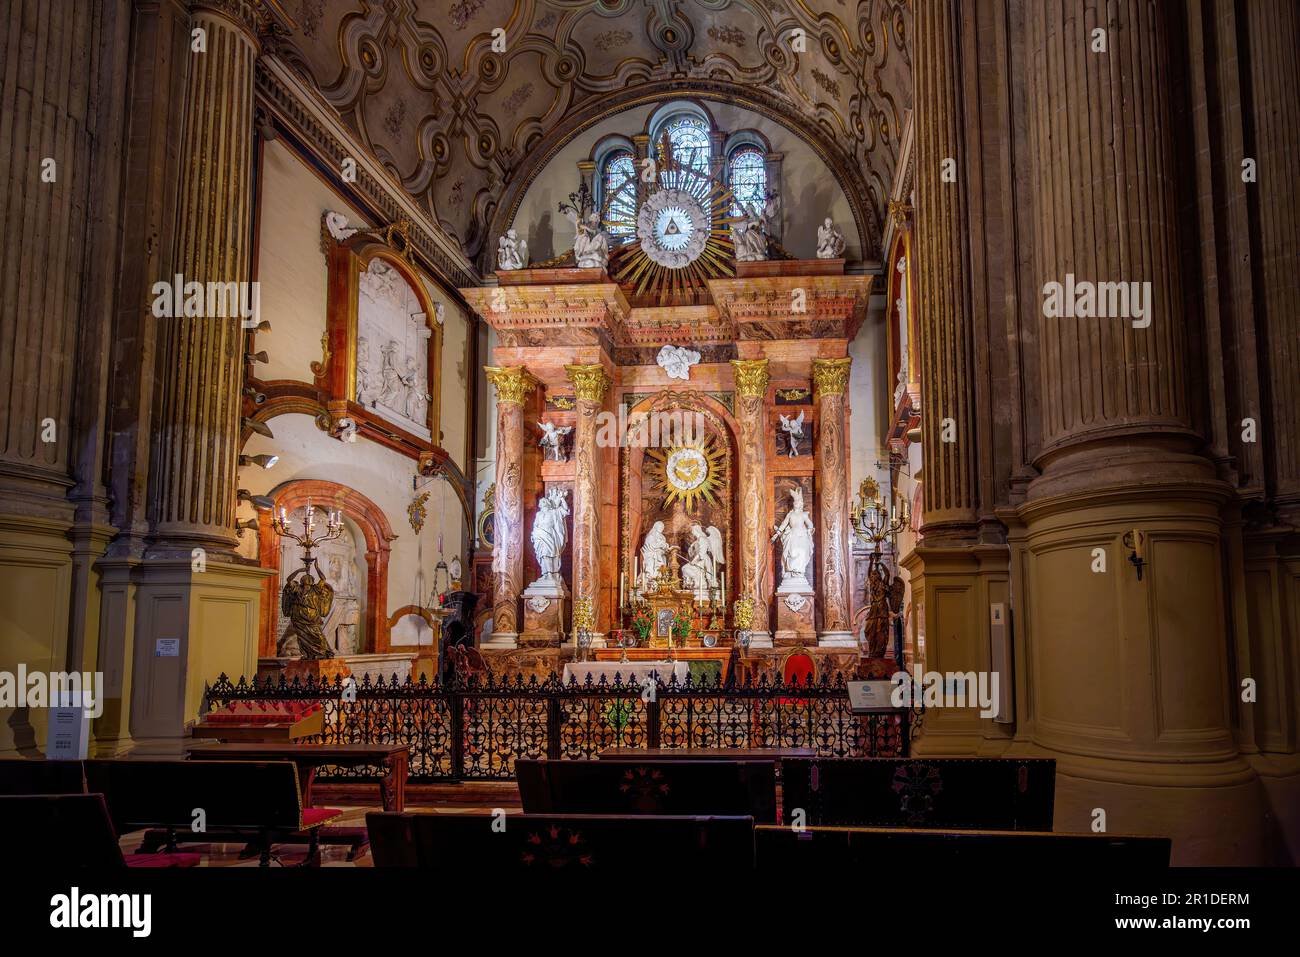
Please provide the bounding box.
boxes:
[203,672,918,782]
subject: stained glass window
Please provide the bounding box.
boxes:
[602,151,636,237]
[662,114,711,182]
[728,147,767,218]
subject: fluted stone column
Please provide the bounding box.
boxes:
[130,0,274,749]
[146,0,260,557]
[566,364,611,646]
[1019,0,1262,863]
[913,0,978,543]
[484,366,539,649]
[813,358,854,646]
[731,359,772,645]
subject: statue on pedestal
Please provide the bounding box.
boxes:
[530,487,569,586]
[772,487,815,592]
[498,228,528,271]
[277,562,335,660]
[816,217,846,259]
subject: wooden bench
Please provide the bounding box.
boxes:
[84,758,343,866]
[780,757,1056,830]
[186,742,408,812]
[755,824,1170,868]
[0,793,200,868]
[0,757,87,795]
[517,758,778,823]
[367,812,756,870]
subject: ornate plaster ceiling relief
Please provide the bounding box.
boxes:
[274,0,910,263]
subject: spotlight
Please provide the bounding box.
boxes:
[249,319,271,333]
[239,453,279,469]
[237,489,276,510]
[242,417,273,438]
[245,350,269,364]
[236,518,259,531]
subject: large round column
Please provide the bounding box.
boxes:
[146,0,260,557]
[1021,0,1263,862]
[565,363,611,645]
[731,359,772,645]
[812,357,854,646]
[483,366,538,649]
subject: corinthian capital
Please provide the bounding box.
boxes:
[485,366,540,406]
[564,364,611,403]
[812,357,852,400]
[730,359,770,399]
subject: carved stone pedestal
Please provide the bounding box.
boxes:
[774,590,816,644]
[520,584,566,646]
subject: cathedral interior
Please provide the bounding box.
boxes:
[1,0,1298,909]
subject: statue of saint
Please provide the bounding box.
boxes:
[816,217,846,259]
[639,521,670,589]
[771,487,815,591]
[566,209,609,270]
[530,487,569,583]
[733,204,769,262]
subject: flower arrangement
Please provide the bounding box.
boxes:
[631,609,652,643]
[671,609,693,641]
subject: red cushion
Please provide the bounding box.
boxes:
[302,807,343,828]
[127,852,201,868]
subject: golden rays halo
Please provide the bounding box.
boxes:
[645,432,726,511]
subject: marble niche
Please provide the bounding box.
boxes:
[354,258,433,441]
[277,507,368,657]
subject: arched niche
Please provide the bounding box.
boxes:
[257,479,397,657]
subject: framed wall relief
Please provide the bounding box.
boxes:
[318,218,443,457]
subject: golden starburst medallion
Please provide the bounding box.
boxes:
[645,434,726,511]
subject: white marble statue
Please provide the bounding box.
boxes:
[356,336,373,403]
[566,209,609,270]
[530,487,570,584]
[434,301,446,326]
[355,259,432,439]
[816,217,845,259]
[656,344,701,381]
[772,487,815,591]
[324,210,358,242]
[402,355,428,422]
[537,420,573,462]
[733,204,769,262]
[681,524,725,600]
[640,521,670,589]
[498,228,528,271]
[779,410,806,457]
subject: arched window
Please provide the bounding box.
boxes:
[601,150,636,237]
[728,147,767,218]
[661,113,711,185]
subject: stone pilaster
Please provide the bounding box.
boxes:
[913,0,978,542]
[731,359,772,645]
[484,366,539,648]
[146,0,260,556]
[565,363,611,644]
[812,358,854,646]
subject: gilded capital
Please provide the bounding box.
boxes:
[485,366,540,406]
[564,364,611,403]
[812,357,852,400]
[888,199,914,232]
[730,359,770,398]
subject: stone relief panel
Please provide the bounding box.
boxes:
[355,258,433,440]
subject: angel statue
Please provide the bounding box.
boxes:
[565,208,609,270]
[537,420,574,462]
[530,487,570,584]
[816,217,846,259]
[771,487,815,591]
[498,228,528,271]
[682,524,725,602]
[779,410,806,457]
[276,561,335,660]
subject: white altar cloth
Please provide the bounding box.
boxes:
[562,660,690,687]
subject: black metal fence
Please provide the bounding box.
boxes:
[203,671,918,782]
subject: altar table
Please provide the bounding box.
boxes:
[594,646,733,682]
[562,660,690,687]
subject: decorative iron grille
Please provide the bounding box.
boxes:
[203,672,918,782]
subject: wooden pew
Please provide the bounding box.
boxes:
[84,758,342,866]
[517,758,778,823]
[367,812,756,870]
[0,794,200,868]
[0,757,86,795]
[755,824,1170,868]
[780,757,1056,830]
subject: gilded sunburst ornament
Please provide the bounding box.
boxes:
[645,433,726,511]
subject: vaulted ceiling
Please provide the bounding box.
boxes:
[277,0,912,265]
